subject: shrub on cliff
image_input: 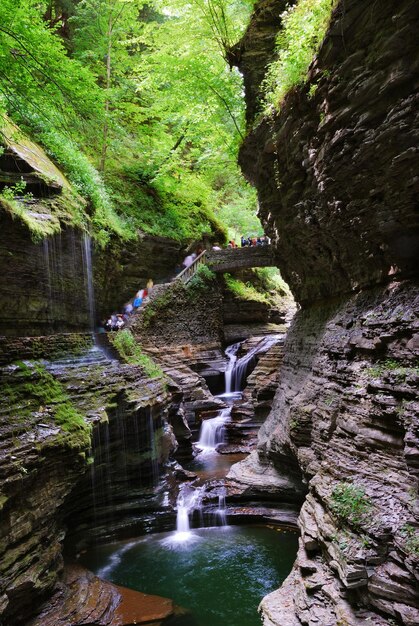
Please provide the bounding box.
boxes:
[110,329,165,379]
[263,0,336,110]
[330,482,373,529]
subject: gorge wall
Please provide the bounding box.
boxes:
[0,122,188,625]
[230,0,419,624]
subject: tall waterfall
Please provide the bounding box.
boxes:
[82,232,96,330]
[224,342,241,393]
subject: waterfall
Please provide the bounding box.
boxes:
[42,235,64,323]
[230,335,280,392]
[215,489,227,526]
[41,231,96,331]
[197,407,231,452]
[224,342,241,394]
[81,232,96,330]
[170,485,206,542]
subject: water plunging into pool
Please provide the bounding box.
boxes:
[79,334,297,626]
[229,335,281,392]
[197,406,231,452]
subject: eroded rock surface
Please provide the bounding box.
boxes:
[230,0,419,623]
[0,341,172,625]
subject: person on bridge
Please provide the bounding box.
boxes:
[183,252,197,267]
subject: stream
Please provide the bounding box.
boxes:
[78,335,297,626]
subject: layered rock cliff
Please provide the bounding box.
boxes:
[0,339,174,625]
[230,0,419,624]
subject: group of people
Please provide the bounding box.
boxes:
[240,235,270,247]
[180,236,270,270]
[104,278,154,331]
[103,234,271,331]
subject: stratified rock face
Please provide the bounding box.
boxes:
[94,233,184,319]
[231,0,419,624]
[0,343,172,625]
[239,0,419,305]
[131,279,225,348]
[257,282,419,625]
[0,216,95,336]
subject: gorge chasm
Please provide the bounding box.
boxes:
[1,0,419,625]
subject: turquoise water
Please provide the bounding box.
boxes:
[80,525,298,626]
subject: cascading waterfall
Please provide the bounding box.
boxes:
[171,485,206,542]
[168,335,282,542]
[230,335,280,392]
[215,489,227,526]
[197,407,231,452]
[224,342,241,394]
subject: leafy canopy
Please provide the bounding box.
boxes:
[0,0,261,244]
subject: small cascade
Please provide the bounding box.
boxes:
[230,335,280,392]
[170,485,205,542]
[197,407,231,452]
[81,232,96,330]
[224,342,241,394]
[215,489,227,526]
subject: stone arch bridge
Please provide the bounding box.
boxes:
[176,245,276,284]
[206,245,276,273]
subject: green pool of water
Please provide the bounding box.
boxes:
[80,525,298,626]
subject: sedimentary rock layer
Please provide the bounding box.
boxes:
[256,281,419,625]
[231,0,419,623]
[0,342,171,625]
[239,0,419,305]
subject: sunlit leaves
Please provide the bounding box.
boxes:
[263,0,335,109]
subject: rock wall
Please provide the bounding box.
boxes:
[93,233,184,320]
[0,339,173,625]
[256,282,419,625]
[239,0,419,306]
[230,0,419,624]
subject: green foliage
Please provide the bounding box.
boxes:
[38,127,135,245]
[224,268,291,306]
[365,360,419,381]
[110,329,165,378]
[187,263,217,294]
[224,273,268,303]
[263,0,335,109]
[253,267,291,297]
[3,361,90,447]
[330,482,372,528]
[400,524,419,557]
[0,0,260,245]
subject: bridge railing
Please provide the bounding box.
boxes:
[175,250,207,284]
